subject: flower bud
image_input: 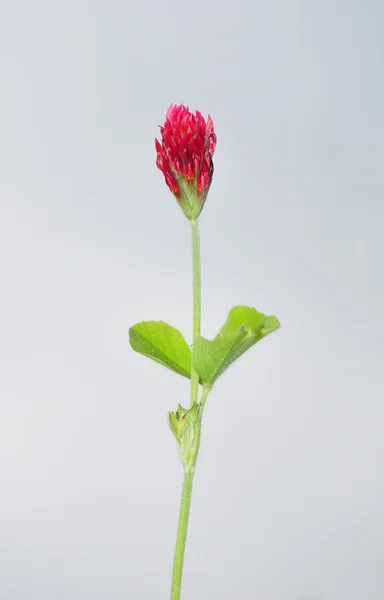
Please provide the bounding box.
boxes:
[155,104,217,219]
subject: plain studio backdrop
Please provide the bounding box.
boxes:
[1,1,383,599]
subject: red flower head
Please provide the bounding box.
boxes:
[155,104,217,219]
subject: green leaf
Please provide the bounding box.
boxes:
[129,321,191,378]
[193,306,280,384]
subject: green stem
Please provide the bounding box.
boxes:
[198,384,211,417]
[171,385,211,600]
[171,218,203,600]
[171,471,194,600]
[190,218,201,407]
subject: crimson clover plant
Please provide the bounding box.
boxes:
[129,104,280,600]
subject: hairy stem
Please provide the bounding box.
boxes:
[171,471,194,600]
[190,218,201,407]
[171,218,203,600]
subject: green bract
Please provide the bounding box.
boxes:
[169,404,200,471]
[169,404,190,444]
[129,321,191,379]
[193,306,280,385]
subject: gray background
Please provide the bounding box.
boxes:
[1,1,383,599]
